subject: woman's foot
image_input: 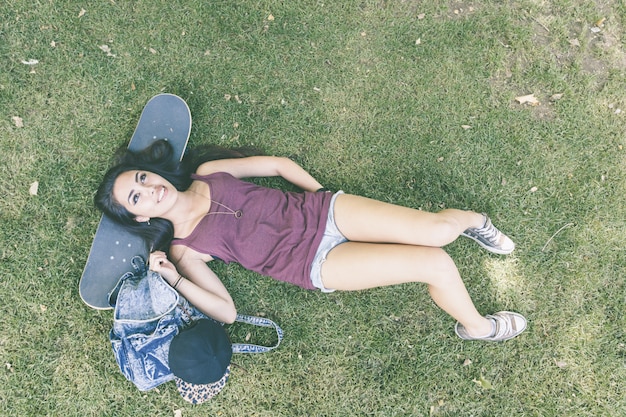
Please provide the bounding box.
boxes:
[455,311,527,341]
[462,214,515,255]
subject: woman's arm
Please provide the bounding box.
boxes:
[149,251,237,323]
[196,156,325,192]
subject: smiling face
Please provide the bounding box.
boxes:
[112,170,178,222]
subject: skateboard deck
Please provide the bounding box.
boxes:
[80,94,191,309]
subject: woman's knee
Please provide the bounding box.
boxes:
[427,212,465,247]
[426,248,459,274]
[406,247,461,286]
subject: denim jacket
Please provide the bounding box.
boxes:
[108,257,284,391]
[109,259,207,391]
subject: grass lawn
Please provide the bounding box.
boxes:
[1,0,625,416]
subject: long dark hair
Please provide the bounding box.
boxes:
[94,139,259,251]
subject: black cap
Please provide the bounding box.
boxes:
[168,319,232,403]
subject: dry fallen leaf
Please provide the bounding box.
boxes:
[98,45,115,57]
[149,48,157,54]
[40,304,47,312]
[174,409,182,417]
[267,14,275,21]
[78,8,86,18]
[515,93,540,106]
[550,93,564,101]
[29,181,39,196]
[472,375,494,390]
[12,116,24,128]
[555,360,567,368]
[415,38,421,45]
[417,13,426,19]
[461,125,472,130]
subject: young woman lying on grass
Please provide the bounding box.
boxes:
[95,140,526,341]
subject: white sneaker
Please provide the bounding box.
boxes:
[461,214,515,255]
[455,311,527,341]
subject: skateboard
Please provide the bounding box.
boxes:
[80,94,191,309]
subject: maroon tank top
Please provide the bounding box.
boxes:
[171,172,333,289]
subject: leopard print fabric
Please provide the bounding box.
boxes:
[175,365,231,404]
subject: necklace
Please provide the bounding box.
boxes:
[187,188,243,219]
[171,189,243,236]
[209,199,243,218]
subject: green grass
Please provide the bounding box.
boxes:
[1,0,626,415]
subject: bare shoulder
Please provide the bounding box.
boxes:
[169,243,213,265]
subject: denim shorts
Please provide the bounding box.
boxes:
[310,191,347,292]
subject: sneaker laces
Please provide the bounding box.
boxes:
[475,222,500,244]
[489,314,518,339]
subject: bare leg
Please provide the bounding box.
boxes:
[332,194,485,247]
[325,193,503,337]
[321,242,494,337]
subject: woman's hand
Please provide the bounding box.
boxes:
[148,251,179,285]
